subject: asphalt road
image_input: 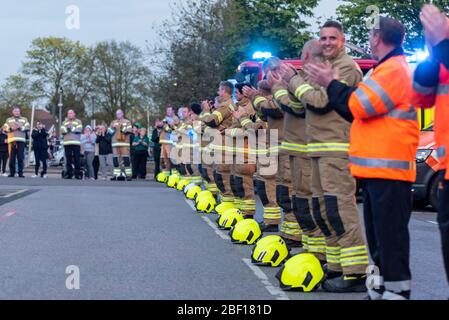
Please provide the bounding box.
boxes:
[0,177,447,300]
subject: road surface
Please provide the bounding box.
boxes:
[0,177,447,300]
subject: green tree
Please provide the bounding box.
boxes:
[0,74,39,109]
[22,37,91,119]
[337,0,449,52]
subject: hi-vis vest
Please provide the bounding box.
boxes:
[61,118,83,146]
[3,116,30,143]
[412,62,449,180]
[348,54,419,182]
[108,119,132,148]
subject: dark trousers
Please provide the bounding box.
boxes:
[34,148,48,176]
[65,145,81,178]
[131,151,137,178]
[134,150,148,179]
[154,149,161,178]
[0,149,8,173]
[362,178,412,296]
[93,156,100,180]
[437,170,449,284]
[9,142,25,175]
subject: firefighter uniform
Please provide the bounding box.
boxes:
[229,97,264,217]
[251,95,283,226]
[108,118,133,180]
[199,111,219,195]
[328,47,419,298]
[203,97,236,205]
[160,117,178,176]
[291,51,368,275]
[60,118,83,179]
[271,79,305,244]
[177,120,202,185]
[2,116,30,177]
[412,38,449,286]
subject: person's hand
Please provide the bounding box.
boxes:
[421,4,449,47]
[304,61,336,88]
[232,107,247,120]
[242,86,258,100]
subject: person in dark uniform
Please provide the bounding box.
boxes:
[151,119,163,180]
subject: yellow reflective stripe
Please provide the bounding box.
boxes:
[295,84,314,99]
[340,257,370,267]
[254,96,268,106]
[307,143,350,152]
[281,142,308,152]
[240,118,252,127]
[289,101,305,109]
[212,111,223,124]
[274,89,288,100]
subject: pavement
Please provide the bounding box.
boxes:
[0,175,447,300]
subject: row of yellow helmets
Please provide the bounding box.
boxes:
[156,171,325,293]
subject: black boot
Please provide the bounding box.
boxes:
[282,237,303,248]
[259,223,279,233]
[321,274,367,293]
[110,176,118,181]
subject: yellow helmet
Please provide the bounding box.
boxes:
[216,208,243,230]
[167,174,180,188]
[215,202,236,215]
[251,235,290,267]
[275,253,324,292]
[185,185,202,200]
[195,190,214,204]
[229,219,262,245]
[177,179,190,191]
[196,195,217,213]
[156,172,168,183]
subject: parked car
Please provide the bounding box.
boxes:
[413,125,440,209]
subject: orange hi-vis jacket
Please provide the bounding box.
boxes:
[411,40,449,180]
[347,52,419,182]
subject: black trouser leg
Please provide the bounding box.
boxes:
[137,152,147,179]
[437,171,449,284]
[0,151,7,173]
[154,150,161,178]
[73,146,81,177]
[16,142,24,175]
[65,146,74,177]
[41,149,48,175]
[35,150,40,175]
[363,179,412,298]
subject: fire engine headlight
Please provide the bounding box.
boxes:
[416,149,432,163]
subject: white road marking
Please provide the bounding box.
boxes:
[201,216,231,240]
[242,258,289,301]
[427,221,438,225]
[1,189,27,198]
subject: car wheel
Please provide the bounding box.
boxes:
[428,175,439,210]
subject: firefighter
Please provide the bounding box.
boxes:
[243,81,283,231]
[160,106,178,177]
[288,25,368,293]
[228,83,262,218]
[108,109,133,181]
[202,81,236,207]
[198,100,220,196]
[60,109,83,180]
[412,4,449,292]
[2,106,30,178]
[306,17,419,300]
[262,57,305,248]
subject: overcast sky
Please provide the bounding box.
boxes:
[0,0,338,83]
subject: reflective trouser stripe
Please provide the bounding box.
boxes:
[349,156,413,170]
[220,195,235,203]
[302,235,309,251]
[263,207,281,220]
[280,221,301,236]
[307,237,327,254]
[384,280,412,292]
[326,246,341,264]
[340,245,369,267]
[113,169,121,176]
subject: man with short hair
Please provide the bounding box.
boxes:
[307,17,419,300]
[2,107,30,178]
[108,109,133,181]
[61,109,83,179]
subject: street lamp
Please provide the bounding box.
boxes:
[91,96,96,128]
[58,87,63,135]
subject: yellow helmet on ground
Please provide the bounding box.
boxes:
[167,174,180,188]
[183,183,197,195]
[156,172,168,183]
[185,185,202,200]
[177,179,190,191]
[216,208,243,230]
[229,219,262,245]
[215,202,236,215]
[195,190,214,204]
[275,253,324,292]
[196,195,217,213]
[251,235,290,267]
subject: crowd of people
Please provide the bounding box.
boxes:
[0,107,152,180]
[153,5,449,300]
